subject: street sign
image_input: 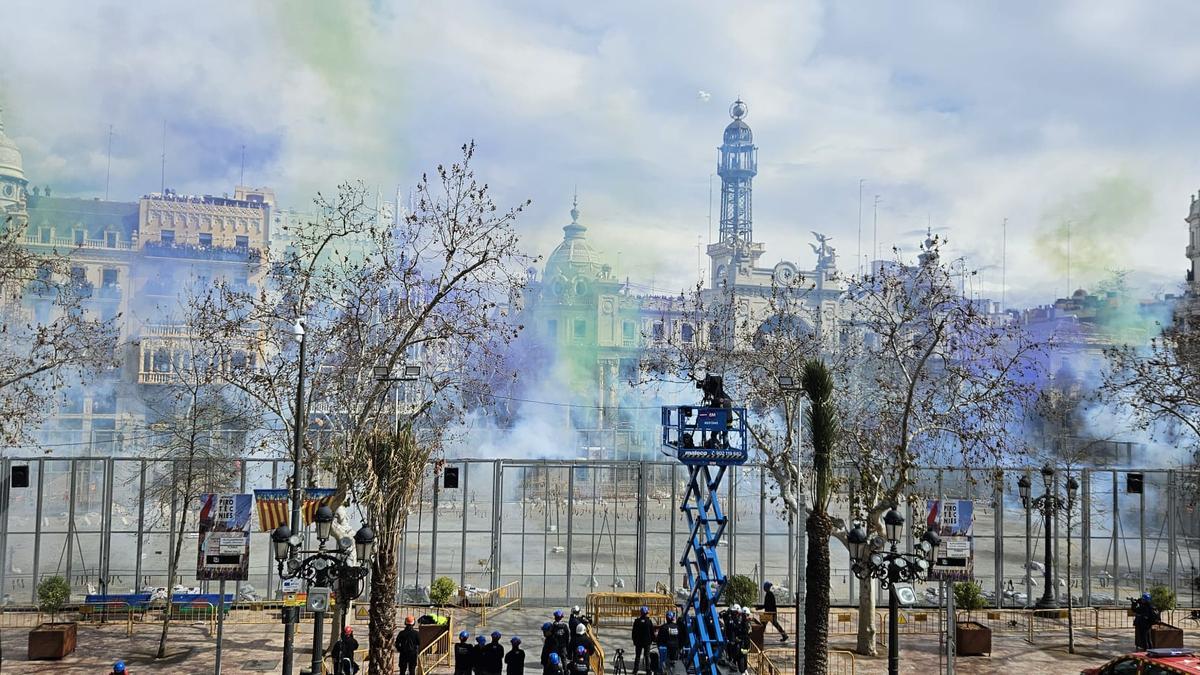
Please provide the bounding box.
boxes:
[925,499,974,582]
[197,493,252,581]
[281,578,301,593]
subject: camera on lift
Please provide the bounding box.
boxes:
[696,374,732,409]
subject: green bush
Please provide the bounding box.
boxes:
[37,575,71,621]
[430,576,458,606]
[724,575,758,609]
[1149,585,1176,612]
[953,582,987,613]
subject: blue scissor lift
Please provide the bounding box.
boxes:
[662,376,749,675]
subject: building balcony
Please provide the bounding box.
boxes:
[24,234,134,251]
[137,371,174,385]
[141,240,262,263]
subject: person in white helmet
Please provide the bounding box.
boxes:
[570,621,595,657]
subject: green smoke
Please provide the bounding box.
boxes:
[1036,174,1153,291]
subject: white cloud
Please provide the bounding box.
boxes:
[1,0,1197,305]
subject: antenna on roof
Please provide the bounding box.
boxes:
[105,124,114,201]
[160,121,166,194]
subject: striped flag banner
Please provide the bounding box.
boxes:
[302,488,338,525]
[253,489,289,532]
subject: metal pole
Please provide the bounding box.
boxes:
[1167,471,1177,599]
[283,328,306,675]
[1139,480,1146,593]
[215,578,226,675]
[1038,497,1055,608]
[310,606,325,675]
[888,585,899,675]
[1024,499,1031,608]
[795,397,806,665]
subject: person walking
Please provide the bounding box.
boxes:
[506,636,526,675]
[396,615,421,675]
[333,626,361,675]
[761,582,787,642]
[455,630,475,675]
[631,606,655,675]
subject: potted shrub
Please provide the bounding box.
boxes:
[420,576,458,649]
[1148,585,1184,648]
[29,575,77,660]
[953,581,992,657]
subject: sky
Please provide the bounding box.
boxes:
[2,0,1199,308]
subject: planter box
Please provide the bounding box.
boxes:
[1151,622,1184,649]
[955,621,991,657]
[28,622,77,660]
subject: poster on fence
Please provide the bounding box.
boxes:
[924,499,974,582]
[197,493,252,581]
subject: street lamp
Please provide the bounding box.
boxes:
[1018,465,1070,609]
[777,373,805,674]
[283,317,307,675]
[273,512,374,675]
[847,508,940,675]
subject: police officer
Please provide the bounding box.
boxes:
[396,615,421,675]
[544,652,565,675]
[569,645,591,675]
[732,623,751,675]
[631,605,655,675]
[656,611,681,675]
[720,604,741,664]
[454,630,474,675]
[483,631,506,675]
[550,609,572,663]
[1133,592,1160,650]
[506,636,526,675]
[762,581,787,642]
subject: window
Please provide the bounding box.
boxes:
[546,319,557,338]
[681,323,695,343]
[652,322,665,342]
[105,231,117,247]
[161,229,175,245]
[199,232,212,247]
[235,235,249,249]
[1100,658,1141,674]
[1143,663,1175,675]
[39,228,50,244]
[622,321,635,341]
[573,319,587,339]
[70,267,86,284]
[102,269,118,287]
[74,230,85,245]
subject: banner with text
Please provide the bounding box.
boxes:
[197,493,252,581]
[924,499,974,582]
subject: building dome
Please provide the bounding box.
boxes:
[544,198,605,281]
[724,99,752,144]
[0,108,26,184]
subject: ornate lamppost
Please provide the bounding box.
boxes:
[847,508,940,675]
[1017,465,1078,609]
[273,506,374,675]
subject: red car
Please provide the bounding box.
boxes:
[1081,648,1200,674]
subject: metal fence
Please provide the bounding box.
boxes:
[0,457,1197,611]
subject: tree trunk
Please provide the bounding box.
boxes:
[368,530,400,675]
[804,512,832,675]
[855,580,877,656]
[157,500,189,659]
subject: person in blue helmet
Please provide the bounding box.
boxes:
[474,635,491,675]
[544,651,565,675]
[111,661,127,675]
[455,630,475,675]
[505,635,526,675]
[549,609,571,663]
[482,630,506,675]
[569,644,591,675]
[761,581,787,642]
[1133,591,1160,650]
[656,610,681,675]
[631,605,656,674]
[540,622,555,666]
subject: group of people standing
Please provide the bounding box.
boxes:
[537,606,597,675]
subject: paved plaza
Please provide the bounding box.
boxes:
[0,606,1196,674]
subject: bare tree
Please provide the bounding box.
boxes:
[835,240,1042,653]
[0,216,120,444]
[140,357,258,659]
[190,144,533,674]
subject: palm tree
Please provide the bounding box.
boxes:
[801,360,837,675]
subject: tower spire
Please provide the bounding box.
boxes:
[717,99,756,247]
